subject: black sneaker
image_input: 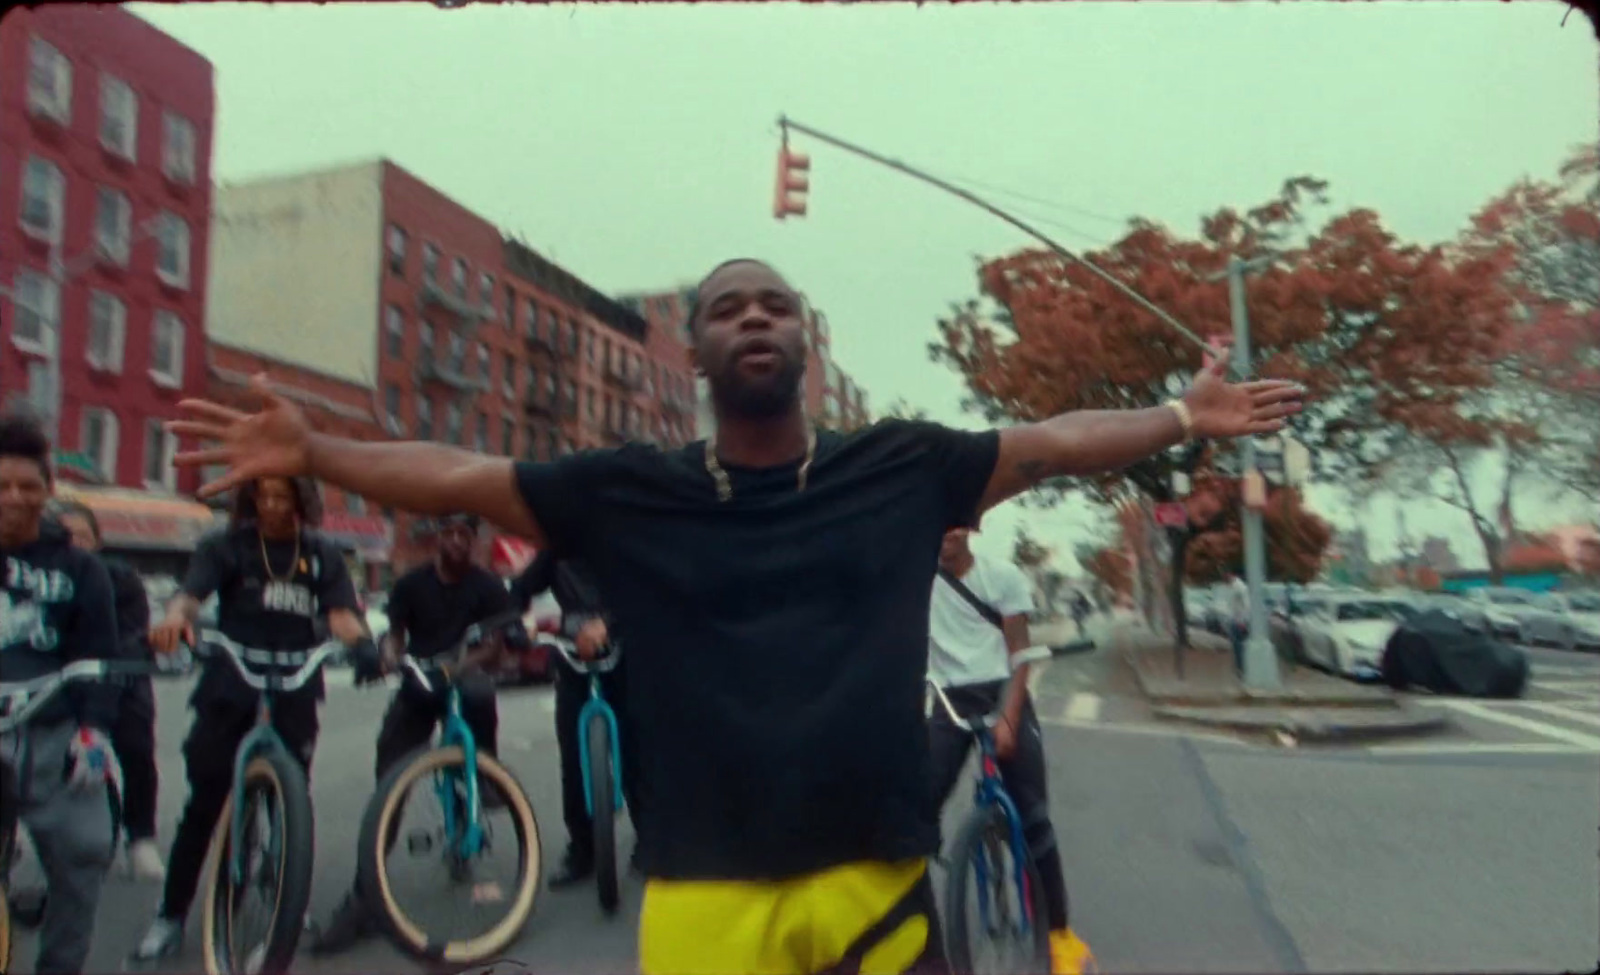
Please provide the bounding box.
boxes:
[129,917,184,965]
[547,847,594,889]
[308,892,373,956]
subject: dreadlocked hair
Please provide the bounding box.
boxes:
[229,476,324,530]
[0,404,52,482]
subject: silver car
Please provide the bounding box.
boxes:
[1463,587,1543,643]
[1520,591,1600,651]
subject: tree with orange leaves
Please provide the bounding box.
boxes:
[931,175,1507,638]
[1370,145,1598,581]
[1182,480,1332,586]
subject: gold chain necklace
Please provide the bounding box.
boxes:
[259,528,301,583]
[703,423,817,503]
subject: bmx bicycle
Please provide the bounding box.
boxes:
[355,609,543,966]
[543,635,625,915]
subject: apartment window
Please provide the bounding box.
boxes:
[420,322,435,361]
[142,418,178,491]
[566,321,579,355]
[445,403,463,445]
[20,156,65,242]
[155,211,191,288]
[450,258,467,298]
[546,373,558,400]
[385,305,404,357]
[478,272,494,309]
[150,311,184,387]
[447,331,465,372]
[603,338,613,371]
[564,380,576,411]
[422,242,439,284]
[10,269,59,354]
[86,292,126,371]
[417,399,434,440]
[94,187,132,265]
[80,407,119,482]
[161,110,196,183]
[384,384,401,425]
[524,300,540,339]
[386,225,407,275]
[586,387,596,420]
[547,430,560,461]
[585,328,596,364]
[502,352,516,397]
[526,365,538,397]
[501,417,515,456]
[476,343,489,380]
[99,74,138,159]
[475,412,489,452]
[27,37,72,123]
[604,396,613,428]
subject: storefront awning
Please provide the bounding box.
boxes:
[53,485,221,553]
[320,512,395,562]
[491,536,538,577]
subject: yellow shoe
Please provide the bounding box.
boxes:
[1048,928,1098,975]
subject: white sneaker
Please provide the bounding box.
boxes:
[126,839,167,882]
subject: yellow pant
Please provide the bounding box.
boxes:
[639,858,942,975]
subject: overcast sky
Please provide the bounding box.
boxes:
[129,0,1599,572]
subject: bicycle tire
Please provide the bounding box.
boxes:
[943,803,1051,975]
[358,746,543,965]
[587,713,619,915]
[199,752,315,975]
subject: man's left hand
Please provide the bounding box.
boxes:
[993,718,1019,761]
[1183,351,1304,440]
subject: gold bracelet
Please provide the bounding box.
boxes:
[1166,398,1195,441]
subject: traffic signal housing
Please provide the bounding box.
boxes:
[773,144,810,220]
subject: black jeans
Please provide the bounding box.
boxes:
[928,681,1069,933]
[111,677,159,842]
[374,670,499,782]
[158,691,320,922]
[553,663,642,858]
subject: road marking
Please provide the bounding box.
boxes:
[1045,718,1254,748]
[1062,692,1102,723]
[1534,666,1600,678]
[1426,699,1600,749]
[1366,741,1598,756]
[1532,680,1599,695]
[1517,701,1600,728]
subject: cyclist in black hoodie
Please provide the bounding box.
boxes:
[0,407,124,975]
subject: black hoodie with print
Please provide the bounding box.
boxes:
[1,519,122,731]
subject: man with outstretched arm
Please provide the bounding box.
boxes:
[168,258,1302,975]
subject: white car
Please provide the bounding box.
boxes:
[1462,587,1541,643]
[1291,595,1418,680]
[1520,591,1600,651]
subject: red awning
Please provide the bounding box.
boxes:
[491,536,538,576]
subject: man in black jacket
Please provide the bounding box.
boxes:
[511,549,642,886]
[0,408,124,975]
[52,500,164,881]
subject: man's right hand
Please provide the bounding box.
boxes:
[169,374,314,501]
[149,616,194,656]
[575,618,609,661]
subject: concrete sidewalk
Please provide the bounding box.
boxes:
[1114,620,1450,744]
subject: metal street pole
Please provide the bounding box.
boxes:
[1225,254,1281,691]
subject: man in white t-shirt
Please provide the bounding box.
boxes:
[926,527,1093,975]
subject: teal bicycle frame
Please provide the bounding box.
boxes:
[546,639,625,818]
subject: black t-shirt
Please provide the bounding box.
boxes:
[182,524,359,707]
[515,418,999,881]
[386,563,512,661]
[1,521,121,730]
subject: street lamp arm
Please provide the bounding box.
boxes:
[777,115,1211,353]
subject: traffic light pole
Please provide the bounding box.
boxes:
[776,115,1211,354]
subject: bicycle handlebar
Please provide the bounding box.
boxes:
[538,634,621,675]
[397,608,532,694]
[0,659,157,734]
[190,630,345,694]
[926,645,1053,734]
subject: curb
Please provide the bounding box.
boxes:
[1116,631,1401,709]
[1151,706,1453,744]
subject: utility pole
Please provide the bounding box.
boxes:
[1223,254,1281,691]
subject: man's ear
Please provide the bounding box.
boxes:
[686,342,705,377]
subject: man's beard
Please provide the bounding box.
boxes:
[709,358,805,419]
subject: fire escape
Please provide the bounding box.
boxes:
[523,311,575,458]
[415,262,493,402]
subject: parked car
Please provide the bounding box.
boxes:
[1520,591,1600,651]
[1412,593,1492,635]
[1461,587,1543,643]
[1286,594,1418,681]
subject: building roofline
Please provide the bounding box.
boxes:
[502,237,649,344]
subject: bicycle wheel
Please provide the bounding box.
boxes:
[586,712,619,915]
[358,746,542,965]
[199,752,315,975]
[943,803,1051,975]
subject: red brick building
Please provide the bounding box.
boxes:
[1,5,214,494]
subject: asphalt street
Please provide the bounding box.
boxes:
[7,620,1597,974]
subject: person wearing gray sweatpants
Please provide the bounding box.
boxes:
[2,408,125,975]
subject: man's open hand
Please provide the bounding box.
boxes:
[1182,349,1305,440]
[168,374,314,500]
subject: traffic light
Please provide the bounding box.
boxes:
[773,142,810,220]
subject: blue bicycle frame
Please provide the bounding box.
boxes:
[432,683,488,861]
[576,672,625,817]
[966,724,1039,940]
